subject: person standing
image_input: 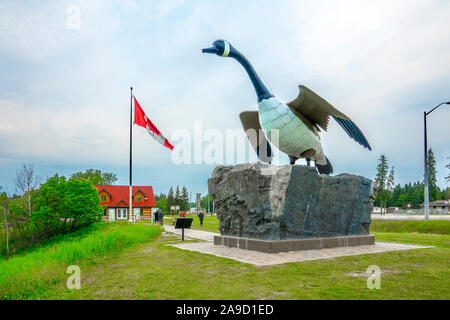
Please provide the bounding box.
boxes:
[158,209,164,226]
[199,211,204,227]
[154,210,159,224]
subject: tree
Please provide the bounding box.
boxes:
[155,197,167,213]
[426,148,440,201]
[101,172,118,185]
[14,164,40,220]
[443,187,450,200]
[70,169,118,185]
[155,193,166,201]
[33,175,103,236]
[166,186,174,213]
[386,166,395,192]
[0,187,10,255]
[374,155,389,213]
[374,155,388,193]
[175,185,181,207]
[181,186,190,211]
[445,156,450,183]
[200,195,213,213]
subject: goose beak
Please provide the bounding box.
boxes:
[202,46,218,54]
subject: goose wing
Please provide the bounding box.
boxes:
[239,111,273,163]
[286,85,372,150]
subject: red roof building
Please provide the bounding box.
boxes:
[95,185,156,221]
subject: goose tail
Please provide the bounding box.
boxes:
[315,156,333,175]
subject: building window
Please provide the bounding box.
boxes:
[101,195,107,201]
[137,195,142,202]
[117,208,128,220]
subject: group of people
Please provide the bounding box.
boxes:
[153,208,164,225]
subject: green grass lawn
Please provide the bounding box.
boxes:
[187,214,221,233]
[370,219,450,235]
[0,222,162,299]
[2,219,449,300]
[164,214,221,233]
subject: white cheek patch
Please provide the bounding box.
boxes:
[222,41,230,57]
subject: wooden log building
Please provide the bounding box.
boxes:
[95,185,156,221]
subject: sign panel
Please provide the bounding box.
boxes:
[175,217,193,229]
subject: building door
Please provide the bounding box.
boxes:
[117,208,128,220]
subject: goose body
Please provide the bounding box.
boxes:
[258,97,326,165]
[202,39,371,174]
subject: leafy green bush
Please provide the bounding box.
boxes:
[33,175,104,237]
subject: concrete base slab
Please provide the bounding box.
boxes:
[169,241,432,267]
[214,234,375,253]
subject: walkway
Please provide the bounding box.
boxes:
[163,225,216,242]
[163,225,432,267]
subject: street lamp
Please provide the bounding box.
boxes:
[423,101,450,220]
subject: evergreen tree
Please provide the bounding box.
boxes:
[374,155,389,211]
[427,148,440,201]
[391,184,402,206]
[443,187,450,200]
[167,186,174,213]
[374,155,388,193]
[181,186,189,211]
[175,185,181,207]
[445,156,450,183]
[385,167,395,206]
[386,166,395,192]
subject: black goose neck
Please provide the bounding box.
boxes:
[230,50,274,102]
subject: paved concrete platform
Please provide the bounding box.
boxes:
[164,226,432,267]
[169,241,431,266]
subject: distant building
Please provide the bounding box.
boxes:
[372,207,382,214]
[95,185,156,221]
[420,200,450,210]
[386,207,399,213]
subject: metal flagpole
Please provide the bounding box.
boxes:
[130,87,134,223]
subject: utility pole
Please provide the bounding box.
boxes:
[423,101,449,220]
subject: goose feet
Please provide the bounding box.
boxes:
[289,156,299,165]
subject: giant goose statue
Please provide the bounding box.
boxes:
[202,40,372,175]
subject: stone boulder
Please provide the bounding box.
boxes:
[208,162,374,240]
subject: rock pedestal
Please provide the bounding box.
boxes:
[208,162,374,242]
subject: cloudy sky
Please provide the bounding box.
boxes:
[0,0,449,197]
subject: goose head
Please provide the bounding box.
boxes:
[202,39,233,57]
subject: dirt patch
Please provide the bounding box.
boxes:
[347,269,411,278]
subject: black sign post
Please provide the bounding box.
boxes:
[174,217,193,241]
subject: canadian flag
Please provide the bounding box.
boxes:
[134,97,174,150]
